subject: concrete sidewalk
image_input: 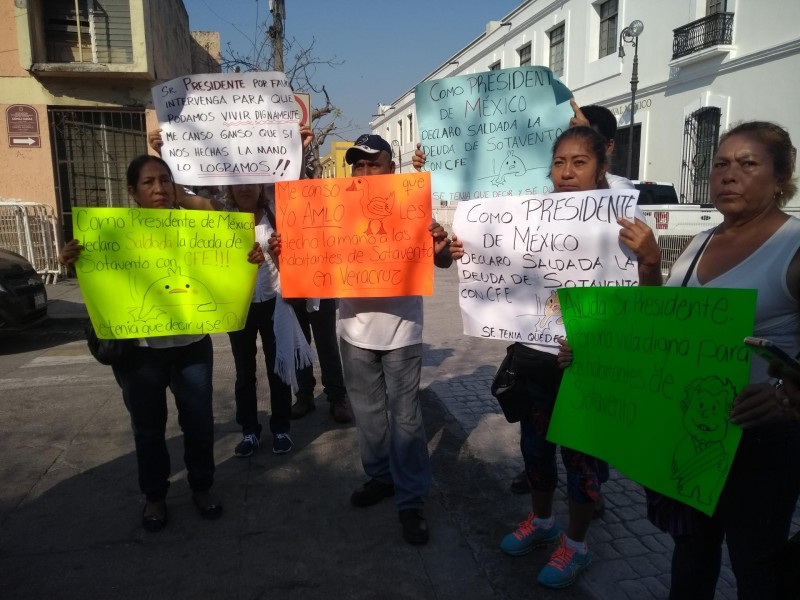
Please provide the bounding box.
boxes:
[0,270,795,599]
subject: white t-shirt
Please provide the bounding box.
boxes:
[338,296,423,351]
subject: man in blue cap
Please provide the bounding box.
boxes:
[341,133,453,545]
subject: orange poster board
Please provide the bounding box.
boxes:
[275,172,434,298]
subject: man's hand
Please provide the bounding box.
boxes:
[569,99,590,129]
[267,232,282,258]
[430,222,453,268]
[58,239,83,267]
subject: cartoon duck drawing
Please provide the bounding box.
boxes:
[138,268,217,320]
[538,290,565,329]
[491,150,527,186]
[346,177,395,235]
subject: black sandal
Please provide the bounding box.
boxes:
[192,491,223,520]
[141,500,168,532]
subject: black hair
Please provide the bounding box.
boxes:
[719,121,797,204]
[580,105,618,142]
[126,154,174,189]
[551,126,609,183]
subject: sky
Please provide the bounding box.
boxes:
[182,0,524,144]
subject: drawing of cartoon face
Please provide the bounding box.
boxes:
[683,391,729,443]
[138,268,218,319]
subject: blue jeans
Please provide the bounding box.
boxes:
[228,299,291,437]
[340,339,430,509]
[112,336,215,502]
[292,299,347,402]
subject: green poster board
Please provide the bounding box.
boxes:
[72,207,257,339]
[549,286,757,515]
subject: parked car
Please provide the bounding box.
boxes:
[0,249,47,331]
[632,180,680,206]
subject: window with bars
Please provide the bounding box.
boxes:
[398,120,404,145]
[518,43,531,67]
[598,0,618,58]
[48,109,147,239]
[38,0,133,64]
[680,107,721,204]
[489,61,501,71]
[549,24,565,76]
[408,114,414,143]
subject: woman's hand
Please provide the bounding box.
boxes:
[300,126,314,150]
[147,128,163,155]
[731,382,798,428]
[556,337,573,369]
[58,239,83,267]
[247,242,265,265]
[618,217,663,285]
[267,232,282,258]
[449,234,464,260]
[412,143,426,171]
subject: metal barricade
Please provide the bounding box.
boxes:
[0,200,63,283]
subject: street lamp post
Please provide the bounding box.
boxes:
[391,140,402,173]
[618,19,644,180]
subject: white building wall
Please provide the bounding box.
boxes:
[373,0,800,196]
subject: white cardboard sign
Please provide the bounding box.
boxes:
[152,72,302,186]
[452,189,641,350]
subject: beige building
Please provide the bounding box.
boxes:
[320,140,354,179]
[0,0,218,241]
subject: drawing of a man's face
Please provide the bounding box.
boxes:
[683,391,729,443]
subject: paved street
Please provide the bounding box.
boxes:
[0,267,796,599]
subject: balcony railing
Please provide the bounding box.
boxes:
[672,12,734,60]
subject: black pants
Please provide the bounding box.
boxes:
[292,299,346,402]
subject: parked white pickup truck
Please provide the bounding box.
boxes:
[636,181,800,276]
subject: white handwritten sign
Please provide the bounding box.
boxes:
[453,189,641,348]
[152,72,302,186]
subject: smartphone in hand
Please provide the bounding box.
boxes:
[744,337,800,380]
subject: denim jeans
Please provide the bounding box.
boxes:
[111,336,215,502]
[292,299,347,402]
[340,339,430,509]
[228,299,291,437]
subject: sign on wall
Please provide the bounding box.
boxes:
[6,104,41,148]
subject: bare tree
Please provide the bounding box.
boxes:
[221,10,355,178]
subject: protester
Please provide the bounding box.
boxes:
[507,100,633,500]
[269,133,453,545]
[223,183,311,457]
[58,155,264,531]
[642,121,800,599]
[450,126,660,588]
[147,128,314,456]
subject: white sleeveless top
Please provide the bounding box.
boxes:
[667,216,800,383]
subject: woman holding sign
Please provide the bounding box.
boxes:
[448,126,661,589]
[59,155,265,532]
[643,122,800,600]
